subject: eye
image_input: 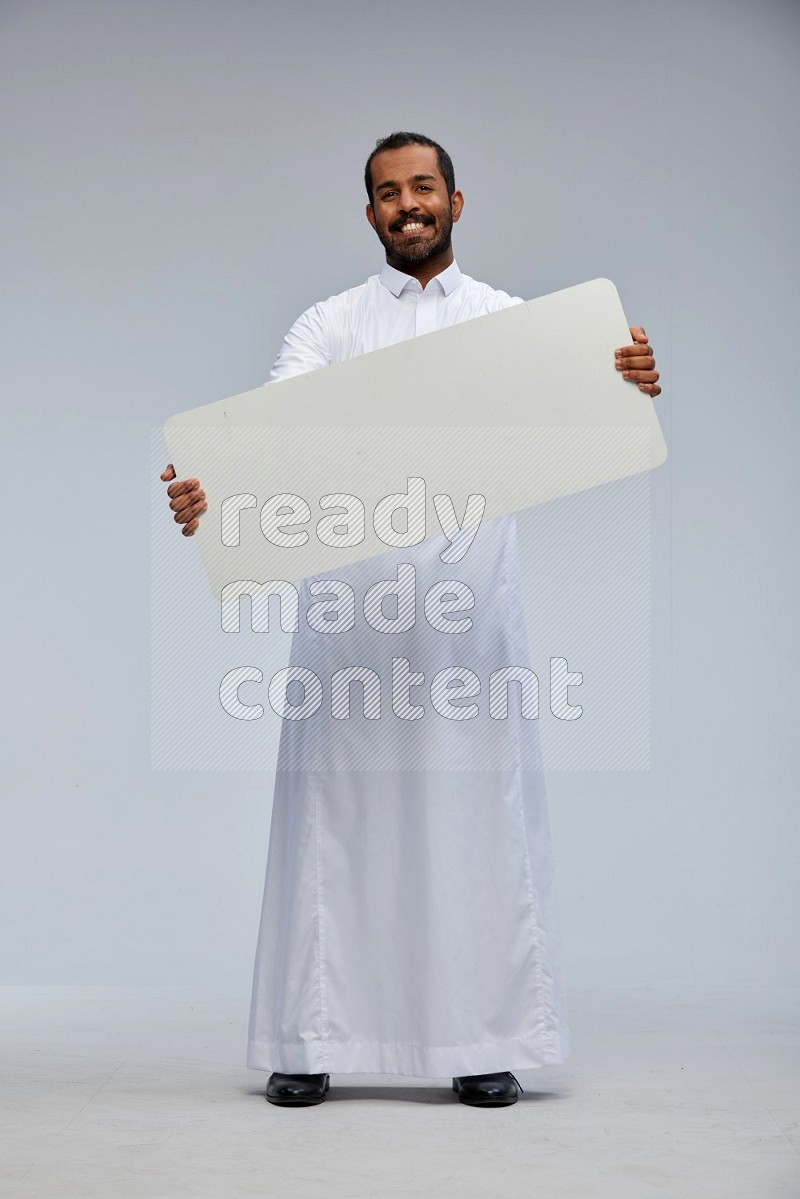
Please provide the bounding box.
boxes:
[418,185,432,191]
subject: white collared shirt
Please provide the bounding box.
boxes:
[249,262,572,1081]
[267,260,524,381]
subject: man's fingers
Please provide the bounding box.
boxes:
[164,470,206,537]
[174,499,208,527]
[621,369,660,384]
[613,340,662,394]
[181,505,208,536]
[170,490,206,515]
[169,487,206,508]
[166,477,201,500]
[616,354,655,371]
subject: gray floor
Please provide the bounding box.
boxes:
[1,985,798,1198]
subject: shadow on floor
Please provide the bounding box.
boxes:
[242,1083,566,1104]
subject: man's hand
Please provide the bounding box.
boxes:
[615,326,661,397]
[160,464,207,537]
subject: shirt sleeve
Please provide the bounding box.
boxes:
[491,290,526,312]
[265,302,334,384]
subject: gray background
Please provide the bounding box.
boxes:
[2,0,797,998]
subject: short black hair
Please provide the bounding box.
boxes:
[364,131,456,206]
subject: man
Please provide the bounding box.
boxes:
[161,132,660,1108]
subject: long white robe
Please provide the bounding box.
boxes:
[247,261,570,1076]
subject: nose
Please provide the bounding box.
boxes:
[398,187,421,212]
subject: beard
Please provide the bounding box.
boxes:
[376,206,454,264]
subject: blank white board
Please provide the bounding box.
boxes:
[163,277,667,596]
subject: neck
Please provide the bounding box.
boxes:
[384,243,455,289]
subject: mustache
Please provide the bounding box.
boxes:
[390,214,435,232]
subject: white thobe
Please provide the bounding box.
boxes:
[247,260,571,1077]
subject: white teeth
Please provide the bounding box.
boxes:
[401,222,425,232]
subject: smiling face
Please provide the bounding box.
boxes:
[366,143,463,274]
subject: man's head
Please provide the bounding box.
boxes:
[364,132,463,269]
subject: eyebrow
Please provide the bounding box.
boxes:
[374,173,437,193]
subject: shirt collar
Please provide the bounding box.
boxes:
[379,259,463,298]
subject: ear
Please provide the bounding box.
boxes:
[451,190,464,223]
[366,203,377,231]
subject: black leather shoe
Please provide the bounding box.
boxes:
[266,1072,331,1106]
[452,1071,523,1106]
